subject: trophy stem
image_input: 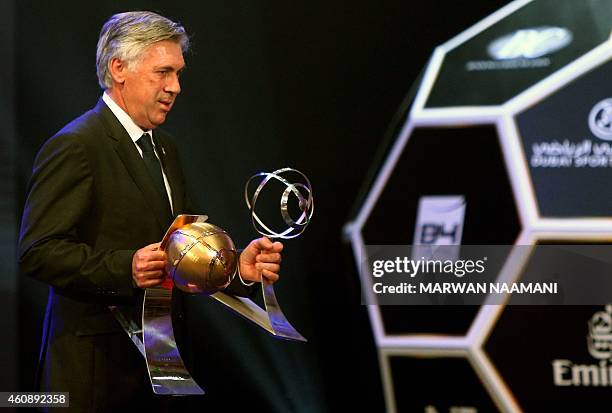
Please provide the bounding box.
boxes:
[260,281,307,342]
[243,168,314,342]
[142,286,205,395]
[258,234,306,342]
[209,289,306,342]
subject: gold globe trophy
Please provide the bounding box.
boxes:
[111,168,313,396]
[165,221,237,294]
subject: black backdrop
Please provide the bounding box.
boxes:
[11,1,508,411]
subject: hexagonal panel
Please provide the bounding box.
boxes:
[485,305,610,412]
[516,58,612,217]
[485,237,612,411]
[425,0,612,108]
[362,125,520,335]
[385,354,501,412]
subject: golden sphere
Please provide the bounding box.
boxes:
[165,222,237,293]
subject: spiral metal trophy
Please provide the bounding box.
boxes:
[243,167,314,342]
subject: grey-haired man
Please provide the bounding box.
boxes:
[19,11,283,411]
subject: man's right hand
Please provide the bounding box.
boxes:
[132,242,167,289]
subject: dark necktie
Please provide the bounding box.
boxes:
[136,133,171,213]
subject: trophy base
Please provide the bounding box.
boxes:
[212,286,307,342]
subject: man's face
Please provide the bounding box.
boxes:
[119,40,185,130]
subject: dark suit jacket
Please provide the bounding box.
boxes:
[18,99,250,412]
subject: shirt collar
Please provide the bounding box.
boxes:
[102,92,152,143]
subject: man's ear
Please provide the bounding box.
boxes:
[108,57,127,84]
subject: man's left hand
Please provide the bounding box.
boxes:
[239,237,283,284]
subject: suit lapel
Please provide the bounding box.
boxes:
[93,99,173,232]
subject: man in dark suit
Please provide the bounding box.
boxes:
[18,11,283,411]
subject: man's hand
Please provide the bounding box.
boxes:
[132,242,167,288]
[239,237,284,284]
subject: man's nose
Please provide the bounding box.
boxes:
[165,73,181,95]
